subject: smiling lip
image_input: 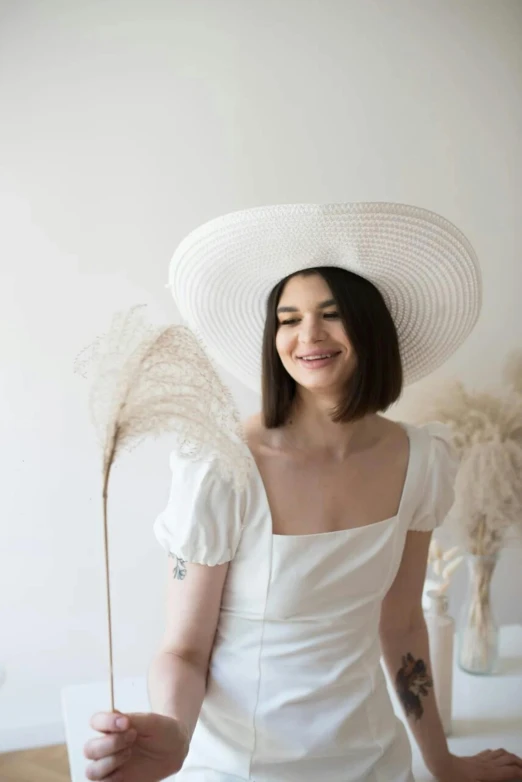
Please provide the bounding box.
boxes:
[296,350,341,369]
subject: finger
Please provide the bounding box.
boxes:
[478,766,522,781]
[498,768,522,780]
[90,712,131,733]
[99,773,124,782]
[493,752,522,767]
[491,755,522,774]
[84,730,137,760]
[85,747,132,780]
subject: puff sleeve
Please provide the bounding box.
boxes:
[409,422,459,532]
[153,452,245,566]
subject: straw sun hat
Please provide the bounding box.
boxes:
[168,202,482,393]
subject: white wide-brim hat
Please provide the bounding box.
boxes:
[168,202,482,393]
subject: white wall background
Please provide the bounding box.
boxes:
[1,0,521,753]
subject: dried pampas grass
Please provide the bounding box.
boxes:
[427,541,464,595]
[75,305,251,708]
[412,351,522,557]
[413,352,522,672]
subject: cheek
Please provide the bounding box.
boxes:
[332,320,348,339]
[275,328,291,357]
[332,323,352,352]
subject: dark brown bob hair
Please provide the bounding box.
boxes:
[262,266,403,428]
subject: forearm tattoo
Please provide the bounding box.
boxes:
[395,653,433,720]
[168,552,187,580]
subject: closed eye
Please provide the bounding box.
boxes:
[279,312,339,326]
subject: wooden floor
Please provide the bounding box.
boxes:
[0,744,70,782]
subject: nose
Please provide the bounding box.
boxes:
[298,315,325,344]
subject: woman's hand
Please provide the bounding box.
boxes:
[84,711,189,782]
[434,750,522,781]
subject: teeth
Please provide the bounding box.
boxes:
[301,354,333,361]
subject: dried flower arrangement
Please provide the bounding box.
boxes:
[413,350,522,673]
[417,352,522,555]
[75,305,251,707]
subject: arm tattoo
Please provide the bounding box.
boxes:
[168,552,187,580]
[395,653,433,720]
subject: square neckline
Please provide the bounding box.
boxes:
[246,422,415,539]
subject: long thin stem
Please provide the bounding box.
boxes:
[102,438,117,712]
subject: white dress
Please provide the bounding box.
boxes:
[154,423,458,782]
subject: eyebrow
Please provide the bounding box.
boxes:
[276,298,336,314]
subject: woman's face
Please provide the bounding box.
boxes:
[275,273,356,394]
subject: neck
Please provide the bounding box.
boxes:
[281,389,373,458]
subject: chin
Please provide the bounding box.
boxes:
[282,359,353,394]
[295,375,343,394]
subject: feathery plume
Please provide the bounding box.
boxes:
[411,374,522,557]
[412,355,522,671]
[75,305,251,708]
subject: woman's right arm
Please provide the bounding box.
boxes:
[147,556,229,740]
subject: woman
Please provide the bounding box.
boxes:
[84,204,522,782]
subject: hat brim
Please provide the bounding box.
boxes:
[169,202,482,393]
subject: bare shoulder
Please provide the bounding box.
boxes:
[367,417,410,472]
[243,413,282,458]
[242,413,262,436]
[373,415,409,447]
[243,413,269,451]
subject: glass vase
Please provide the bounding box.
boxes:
[457,553,499,675]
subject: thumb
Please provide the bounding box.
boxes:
[125,711,178,736]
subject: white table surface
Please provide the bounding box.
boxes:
[62,625,522,782]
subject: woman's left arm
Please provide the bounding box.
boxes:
[380,529,451,778]
[380,530,522,782]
